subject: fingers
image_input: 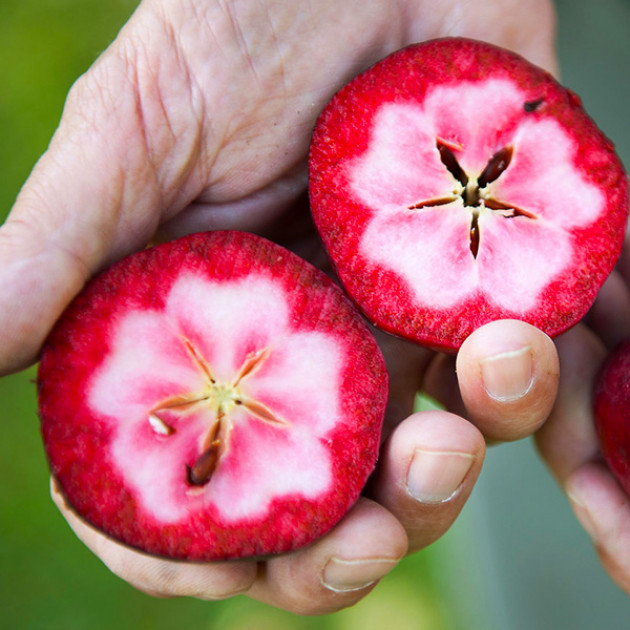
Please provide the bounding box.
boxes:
[371,411,485,553]
[455,319,560,442]
[534,325,630,594]
[566,463,630,594]
[535,324,605,482]
[51,478,257,600]
[53,478,407,614]
[248,499,407,614]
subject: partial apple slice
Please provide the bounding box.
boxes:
[594,340,630,495]
[38,231,388,561]
[309,38,628,351]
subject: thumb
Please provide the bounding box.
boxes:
[455,319,560,442]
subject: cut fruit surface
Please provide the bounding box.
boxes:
[38,231,388,560]
[309,38,629,351]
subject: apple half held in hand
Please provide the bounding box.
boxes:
[38,231,388,561]
[594,340,630,495]
[309,38,628,351]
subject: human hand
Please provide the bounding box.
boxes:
[6,0,559,614]
[536,232,630,595]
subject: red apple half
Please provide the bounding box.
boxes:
[309,38,628,351]
[38,231,388,561]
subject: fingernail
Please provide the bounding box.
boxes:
[480,346,533,401]
[406,449,475,503]
[321,557,398,593]
[567,488,598,540]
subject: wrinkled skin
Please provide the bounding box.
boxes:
[6,0,630,614]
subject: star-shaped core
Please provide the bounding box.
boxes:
[148,338,287,486]
[408,140,537,258]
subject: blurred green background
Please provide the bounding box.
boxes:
[1,0,630,628]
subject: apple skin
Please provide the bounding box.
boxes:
[594,340,630,495]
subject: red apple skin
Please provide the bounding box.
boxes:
[594,340,630,495]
